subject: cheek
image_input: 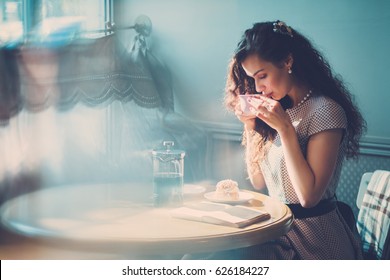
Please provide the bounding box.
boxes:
[271,72,291,91]
[275,70,287,83]
[268,74,283,90]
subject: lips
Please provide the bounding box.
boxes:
[262,92,273,98]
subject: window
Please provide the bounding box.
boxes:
[0,0,110,47]
[0,0,23,43]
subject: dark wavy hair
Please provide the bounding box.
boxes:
[225,21,366,158]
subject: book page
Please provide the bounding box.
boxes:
[170,202,270,227]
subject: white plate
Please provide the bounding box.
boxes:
[204,191,254,204]
[183,184,206,195]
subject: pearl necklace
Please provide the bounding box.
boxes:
[297,90,312,106]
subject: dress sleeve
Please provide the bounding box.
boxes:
[308,100,347,136]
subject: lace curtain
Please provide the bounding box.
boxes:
[0,34,206,203]
[0,34,164,121]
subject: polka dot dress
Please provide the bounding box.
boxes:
[261,95,347,204]
[251,95,363,259]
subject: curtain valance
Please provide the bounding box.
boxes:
[0,34,165,124]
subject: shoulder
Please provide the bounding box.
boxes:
[309,95,346,121]
[306,95,347,135]
[311,95,344,112]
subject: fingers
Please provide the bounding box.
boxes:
[255,106,270,118]
[247,96,275,117]
[258,95,278,108]
[235,103,257,121]
[236,94,281,122]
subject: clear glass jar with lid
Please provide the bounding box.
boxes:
[152,141,185,207]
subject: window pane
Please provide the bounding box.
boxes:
[0,0,23,43]
[0,0,107,46]
[41,0,106,31]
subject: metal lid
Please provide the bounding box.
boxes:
[152,141,185,161]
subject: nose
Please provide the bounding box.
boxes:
[255,80,265,93]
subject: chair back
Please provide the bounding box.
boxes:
[356,172,373,209]
[356,170,390,259]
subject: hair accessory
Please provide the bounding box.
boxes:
[273,20,293,38]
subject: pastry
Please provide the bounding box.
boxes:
[215,179,240,200]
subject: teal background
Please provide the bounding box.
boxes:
[116,0,390,145]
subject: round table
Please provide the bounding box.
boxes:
[0,183,293,259]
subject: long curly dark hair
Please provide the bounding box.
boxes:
[225,21,366,158]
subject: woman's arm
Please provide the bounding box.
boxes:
[234,99,267,191]
[279,126,343,207]
[244,127,266,190]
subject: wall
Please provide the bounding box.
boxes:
[116,0,390,146]
[115,0,390,215]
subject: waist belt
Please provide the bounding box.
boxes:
[287,197,337,219]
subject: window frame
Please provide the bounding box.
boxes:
[1,0,113,44]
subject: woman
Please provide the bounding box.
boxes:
[222,20,366,259]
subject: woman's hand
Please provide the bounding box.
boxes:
[250,95,292,135]
[234,101,257,130]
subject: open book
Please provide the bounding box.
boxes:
[170,202,271,228]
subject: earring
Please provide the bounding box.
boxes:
[288,68,292,74]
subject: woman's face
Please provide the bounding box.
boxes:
[241,53,293,101]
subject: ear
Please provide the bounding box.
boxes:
[285,54,293,69]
